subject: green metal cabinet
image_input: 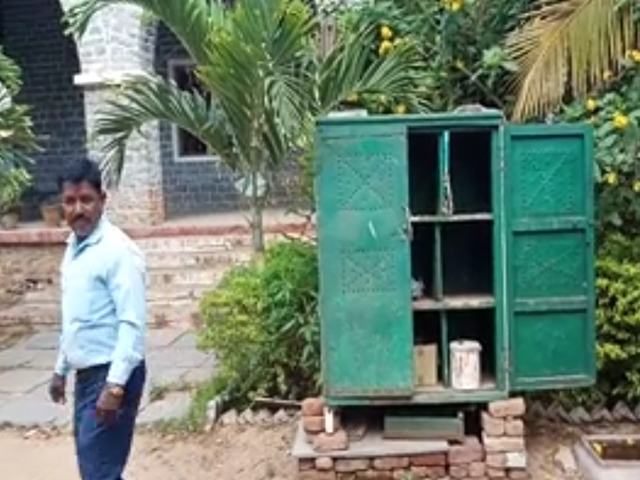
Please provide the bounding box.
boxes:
[314,111,596,407]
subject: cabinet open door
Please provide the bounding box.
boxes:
[316,121,414,398]
[505,124,597,391]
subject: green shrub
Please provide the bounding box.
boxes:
[197,240,321,407]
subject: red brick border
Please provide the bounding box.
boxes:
[0,221,315,245]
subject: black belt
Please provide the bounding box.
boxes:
[76,363,110,382]
[75,360,146,383]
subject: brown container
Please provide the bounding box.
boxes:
[414,344,438,387]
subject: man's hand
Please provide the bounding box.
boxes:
[96,384,124,425]
[48,374,66,404]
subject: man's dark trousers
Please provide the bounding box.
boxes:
[74,362,146,480]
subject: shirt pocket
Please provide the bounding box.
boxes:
[62,272,106,321]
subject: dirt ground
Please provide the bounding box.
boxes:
[0,422,588,480]
[0,425,298,480]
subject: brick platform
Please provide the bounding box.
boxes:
[293,397,530,479]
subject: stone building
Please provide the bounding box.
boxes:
[1,0,270,227]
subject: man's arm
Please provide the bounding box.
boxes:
[54,346,70,378]
[105,246,147,386]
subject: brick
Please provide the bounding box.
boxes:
[469,461,486,477]
[303,415,325,433]
[316,457,334,471]
[300,459,315,471]
[449,464,468,478]
[448,436,484,464]
[485,453,507,468]
[334,459,371,473]
[487,398,526,419]
[487,467,506,478]
[299,471,337,480]
[505,452,527,469]
[482,435,525,454]
[410,453,447,466]
[507,470,530,479]
[302,397,325,417]
[392,470,409,479]
[504,419,524,437]
[313,430,349,452]
[411,465,446,478]
[356,470,394,479]
[337,474,356,480]
[481,412,505,437]
[373,457,409,470]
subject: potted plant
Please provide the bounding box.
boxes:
[0,166,31,229]
[40,193,61,228]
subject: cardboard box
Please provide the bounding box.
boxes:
[414,344,438,386]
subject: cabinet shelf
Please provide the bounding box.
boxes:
[413,295,495,311]
[411,213,493,223]
[414,374,497,394]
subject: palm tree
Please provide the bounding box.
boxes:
[0,48,39,217]
[65,0,426,251]
[506,0,640,121]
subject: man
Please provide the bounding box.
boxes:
[48,159,147,480]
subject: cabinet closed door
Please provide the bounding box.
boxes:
[316,122,414,398]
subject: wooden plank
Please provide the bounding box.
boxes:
[413,295,495,311]
[383,414,465,441]
[411,213,493,223]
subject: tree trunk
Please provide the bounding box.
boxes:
[250,169,265,253]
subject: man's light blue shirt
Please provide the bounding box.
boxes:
[54,216,147,386]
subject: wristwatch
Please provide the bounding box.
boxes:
[106,384,125,397]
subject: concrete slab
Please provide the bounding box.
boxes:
[171,332,196,349]
[0,397,70,427]
[0,348,35,369]
[147,367,189,389]
[0,369,51,394]
[183,366,215,385]
[147,349,209,369]
[136,392,192,426]
[20,331,60,351]
[291,422,449,459]
[25,349,57,369]
[146,328,187,350]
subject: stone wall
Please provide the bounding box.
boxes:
[1,0,87,220]
[0,218,311,329]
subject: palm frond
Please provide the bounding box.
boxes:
[506,0,639,121]
[198,0,317,169]
[318,26,428,113]
[0,48,22,94]
[64,0,218,65]
[92,75,234,186]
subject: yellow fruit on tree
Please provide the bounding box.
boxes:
[586,98,598,112]
[380,25,393,40]
[394,104,407,115]
[613,112,630,130]
[378,40,393,56]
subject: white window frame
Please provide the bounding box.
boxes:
[167,58,219,163]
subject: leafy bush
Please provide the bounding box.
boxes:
[559,53,640,236]
[197,240,320,407]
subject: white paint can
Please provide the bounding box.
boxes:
[450,340,482,390]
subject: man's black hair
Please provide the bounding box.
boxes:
[57,159,103,192]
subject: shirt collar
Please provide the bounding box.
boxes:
[66,215,109,251]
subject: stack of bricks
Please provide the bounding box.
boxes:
[297,396,531,480]
[301,397,349,456]
[481,397,529,479]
